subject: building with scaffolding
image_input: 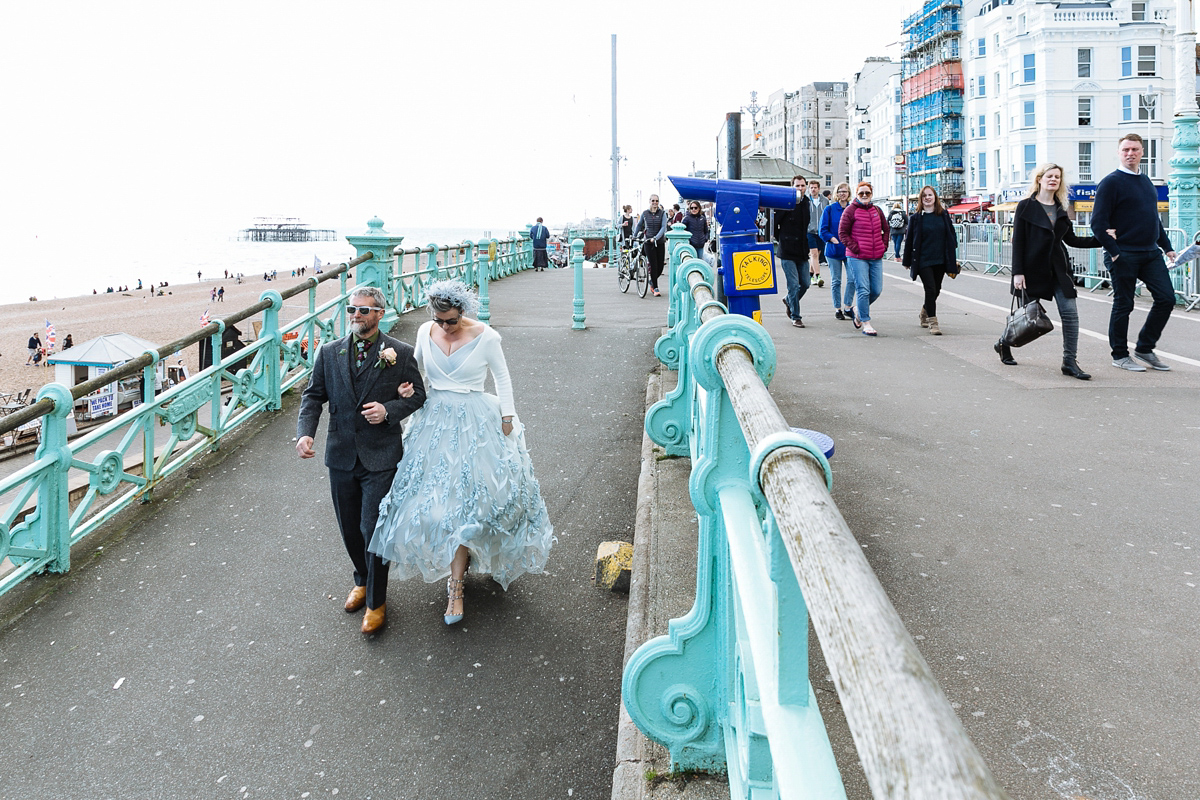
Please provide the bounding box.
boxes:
[901,0,965,205]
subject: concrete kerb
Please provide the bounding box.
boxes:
[610,361,730,800]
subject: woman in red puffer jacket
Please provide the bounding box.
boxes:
[837,181,890,336]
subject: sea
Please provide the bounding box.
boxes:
[2,223,505,307]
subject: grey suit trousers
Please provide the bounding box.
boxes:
[328,459,395,610]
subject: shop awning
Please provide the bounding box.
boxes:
[946,202,992,214]
[991,201,1019,212]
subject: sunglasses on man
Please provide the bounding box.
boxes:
[346,305,383,315]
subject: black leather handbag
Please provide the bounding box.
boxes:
[1002,290,1054,347]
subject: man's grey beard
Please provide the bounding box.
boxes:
[348,320,375,336]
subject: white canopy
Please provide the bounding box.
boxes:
[47,333,160,367]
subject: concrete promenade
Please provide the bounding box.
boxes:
[0,271,662,799]
[2,264,1199,798]
[622,259,1200,799]
[760,261,1200,799]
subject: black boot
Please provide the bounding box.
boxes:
[994,339,1017,366]
[1061,358,1091,380]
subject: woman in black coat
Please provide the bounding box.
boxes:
[996,163,1102,379]
[901,185,958,335]
[681,201,709,255]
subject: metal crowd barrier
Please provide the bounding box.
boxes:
[953,222,1199,308]
[621,225,1011,799]
[0,234,533,598]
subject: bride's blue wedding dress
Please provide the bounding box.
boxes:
[368,321,554,590]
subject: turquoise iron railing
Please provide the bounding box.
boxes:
[621,224,1011,799]
[0,224,533,597]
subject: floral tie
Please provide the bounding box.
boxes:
[355,339,368,369]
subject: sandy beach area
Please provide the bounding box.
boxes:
[0,275,355,403]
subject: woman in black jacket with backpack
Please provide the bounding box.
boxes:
[997,163,1102,379]
[902,186,958,335]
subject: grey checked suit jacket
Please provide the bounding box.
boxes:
[296,332,426,472]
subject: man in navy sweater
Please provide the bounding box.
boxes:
[1090,133,1176,372]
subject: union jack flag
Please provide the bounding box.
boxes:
[200,308,211,327]
[44,319,56,351]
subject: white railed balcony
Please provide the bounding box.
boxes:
[1048,6,1170,24]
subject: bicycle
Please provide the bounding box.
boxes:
[617,236,649,297]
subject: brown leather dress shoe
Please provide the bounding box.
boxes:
[361,604,386,634]
[344,585,366,613]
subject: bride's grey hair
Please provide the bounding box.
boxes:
[426,279,480,316]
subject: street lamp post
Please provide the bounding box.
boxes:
[1169,0,1200,239]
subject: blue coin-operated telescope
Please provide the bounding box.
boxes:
[668,175,803,319]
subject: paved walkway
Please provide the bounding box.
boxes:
[0,269,662,800]
[3,263,1199,799]
[763,260,1200,799]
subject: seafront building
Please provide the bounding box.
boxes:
[962,0,1178,222]
[761,83,851,189]
[752,0,1193,220]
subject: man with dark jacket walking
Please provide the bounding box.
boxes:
[773,175,812,327]
[1090,133,1176,372]
[296,287,426,634]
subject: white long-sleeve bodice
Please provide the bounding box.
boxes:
[414,321,516,417]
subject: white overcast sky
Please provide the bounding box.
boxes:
[1,1,920,237]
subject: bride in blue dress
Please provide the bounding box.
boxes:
[369,280,555,625]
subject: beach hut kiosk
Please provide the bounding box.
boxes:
[47,333,167,420]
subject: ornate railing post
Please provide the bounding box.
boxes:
[258,290,284,411]
[478,244,492,325]
[647,257,717,456]
[140,348,161,494]
[1170,1,1200,263]
[34,383,74,572]
[665,223,691,326]
[461,240,476,288]
[519,226,533,271]
[571,238,586,330]
[345,216,406,324]
[624,314,778,772]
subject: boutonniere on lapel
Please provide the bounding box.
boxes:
[375,346,398,370]
[338,348,348,356]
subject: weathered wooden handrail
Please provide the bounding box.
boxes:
[624,225,1011,798]
[692,261,1008,797]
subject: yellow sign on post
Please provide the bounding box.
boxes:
[488,241,497,261]
[731,249,776,292]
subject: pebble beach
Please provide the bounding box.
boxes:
[0,276,353,403]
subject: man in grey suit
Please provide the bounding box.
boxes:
[296,287,426,634]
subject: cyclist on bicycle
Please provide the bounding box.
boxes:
[633,195,668,297]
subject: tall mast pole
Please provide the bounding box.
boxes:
[611,34,620,226]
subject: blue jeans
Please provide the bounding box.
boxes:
[1105,249,1175,359]
[846,257,883,322]
[827,256,855,310]
[891,232,904,259]
[779,257,811,318]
